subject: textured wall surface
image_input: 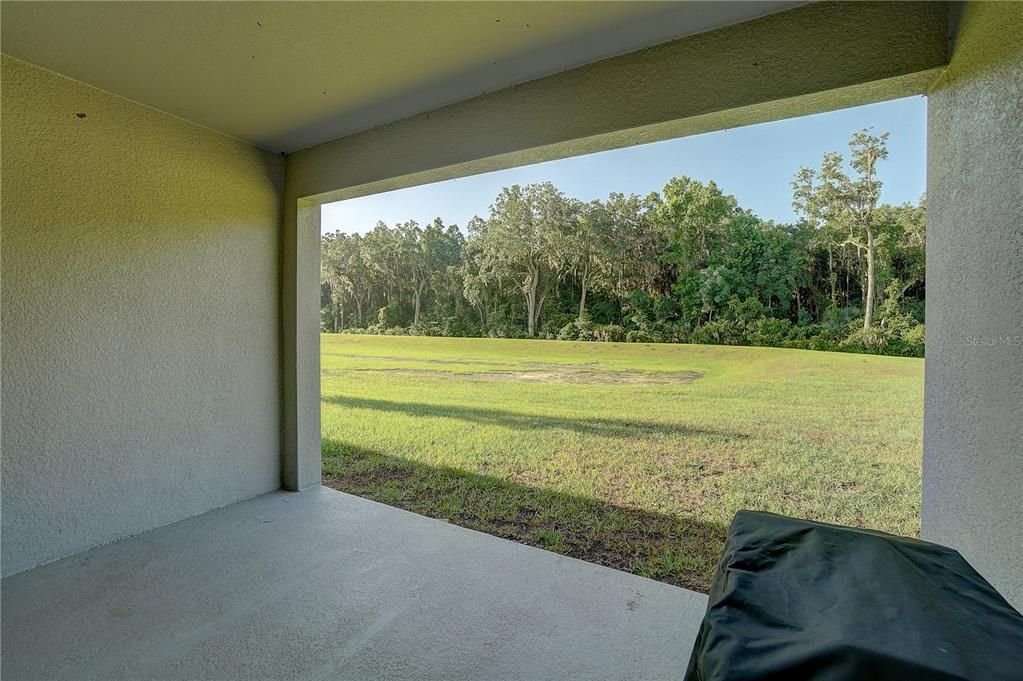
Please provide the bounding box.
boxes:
[0,57,285,576]
[924,2,1023,609]
[286,1,947,203]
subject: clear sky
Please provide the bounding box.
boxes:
[321,96,926,234]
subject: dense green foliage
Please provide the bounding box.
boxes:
[322,130,925,356]
[322,335,923,591]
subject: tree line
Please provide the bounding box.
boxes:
[321,129,925,356]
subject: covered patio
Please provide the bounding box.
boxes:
[2,2,1020,679]
[2,487,706,679]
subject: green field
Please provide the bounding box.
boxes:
[321,334,923,592]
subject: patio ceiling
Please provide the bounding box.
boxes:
[0,1,803,153]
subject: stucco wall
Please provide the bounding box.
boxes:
[924,2,1023,609]
[0,57,285,576]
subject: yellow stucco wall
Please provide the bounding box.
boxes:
[0,56,285,576]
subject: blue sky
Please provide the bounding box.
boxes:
[321,96,926,234]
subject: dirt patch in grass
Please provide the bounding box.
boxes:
[342,363,703,386]
[329,354,519,367]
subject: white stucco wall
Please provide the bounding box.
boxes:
[0,57,285,576]
[924,2,1023,609]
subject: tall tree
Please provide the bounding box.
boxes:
[699,214,806,315]
[875,197,926,307]
[472,183,575,337]
[428,221,468,322]
[320,232,362,330]
[793,129,890,330]
[592,192,664,321]
[363,222,405,311]
[395,220,429,325]
[461,216,499,327]
[655,177,739,325]
[568,200,605,319]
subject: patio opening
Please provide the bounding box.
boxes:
[318,97,927,593]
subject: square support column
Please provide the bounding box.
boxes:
[280,199,322,490]
[923,1,1023,609]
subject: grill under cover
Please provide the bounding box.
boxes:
[684,510,1023,681]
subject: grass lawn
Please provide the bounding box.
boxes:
[321,334,923,592]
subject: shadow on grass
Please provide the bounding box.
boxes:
[322,437,728,593]
[322,394,747,442]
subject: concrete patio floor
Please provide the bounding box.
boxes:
[1,486,708,680]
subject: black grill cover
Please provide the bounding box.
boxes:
[684,511,1023,681]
